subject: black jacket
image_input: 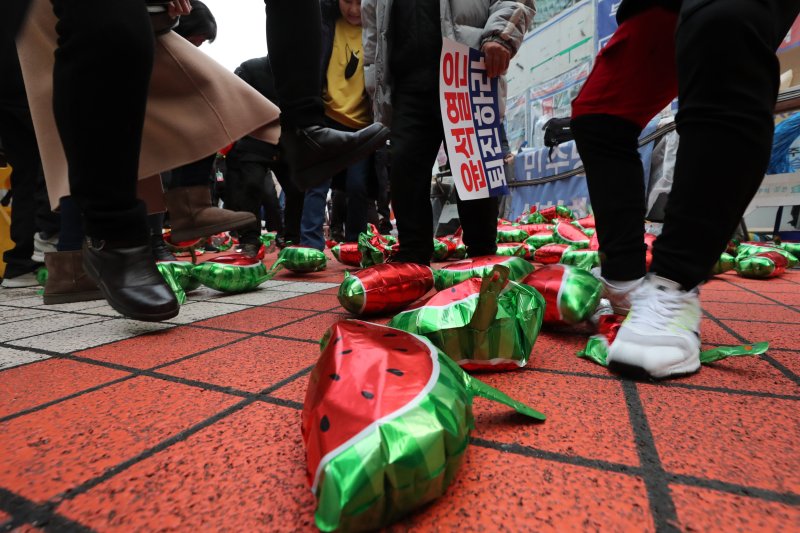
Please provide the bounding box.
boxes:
[616,0,681,23]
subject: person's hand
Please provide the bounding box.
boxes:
[168,0,192,17]
[503,152,515,165]
[481,41,511,79]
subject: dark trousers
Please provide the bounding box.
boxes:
[49,0,154,242]
[571,0,800,289]
[167,155,216,189]
[0,104,59,277]
[390,90,498,264]
[264,0,323,128]
[225,147,303,245]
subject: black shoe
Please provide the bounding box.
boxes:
[275,236,288,249]
[240,242,262,258]
[280,124,390,190]
[151,235,177,262]
[83,238,179,322]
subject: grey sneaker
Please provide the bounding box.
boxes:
[1,271,39,288]
[607,275,702,379]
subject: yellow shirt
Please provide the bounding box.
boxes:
[323,18,371,129]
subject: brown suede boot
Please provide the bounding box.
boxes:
[43,250,103,305]
[163,185,256,242]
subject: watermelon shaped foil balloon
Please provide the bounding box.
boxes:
[338,262,434,316]
[433,255,534,290]
[389,266,545,370]
[269,246,327,274]
[191,254,271,293]
[303,320,545,532]
[157,261,200,304]
[522,264,602,326]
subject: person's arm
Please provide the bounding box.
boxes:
[361,0,378,102]
[481,1,536,78]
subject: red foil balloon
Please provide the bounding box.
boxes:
[338,263,434,316]
[533,243,570,264]
[331,242,362,267]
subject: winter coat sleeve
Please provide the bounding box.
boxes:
[482,0,536,56]
[362,0,378,101]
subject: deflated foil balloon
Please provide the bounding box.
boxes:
[389,265,545,370]
[357,224,394,267]
[522,264,602,325]
[538,205,573,222]
[526,231,555,250]
[559,247,600,271]
[533,243,570,264]
[495,242,527,257]
[734,251,788,279]
[270,246,328,274]
[711,252,735,275]
[338,262,434,316]
[192,254,270,293]
[735,243,798,267]
[303,320,545,532]
[433,255,535,290]
[157,261,200,304]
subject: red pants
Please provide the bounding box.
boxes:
[571,7,679,129]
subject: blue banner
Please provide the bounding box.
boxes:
[595,0,620,50]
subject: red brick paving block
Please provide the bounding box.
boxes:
[722,320,800,350]
[271,374,309,404]
[472,372,639,466]
[193,306,315,333]
[0,359,127,419]
[160,337,319,392]
[393,446,654,532]
[75,327,245,369]
[639,386,800,494]
[0,377,236,502]
[703,301,800,324]
[672,485,800,531]
[724,279,800,294]
[531,331,609,377]
[269,292,342,312]
[700,318,740,345]
[269,312,350,341]
[675,344,800,395]
[700,290,774,305]
[59,403,317,532]
[768,351,800,378]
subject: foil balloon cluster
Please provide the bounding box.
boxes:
[302,320,545,532]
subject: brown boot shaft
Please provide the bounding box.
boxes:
[163,185,256,242]
[43,250,103,305]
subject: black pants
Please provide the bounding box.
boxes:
[225,146,303,245]
[49,0,153,242]
[166,155,216,189]
[264,0,323,128]
[571,0,800,289]
[0,104,59,277]
[390,90,498,264]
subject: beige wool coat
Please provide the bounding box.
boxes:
[16,0,281,209]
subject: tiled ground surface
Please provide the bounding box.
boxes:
[0,252,798,532]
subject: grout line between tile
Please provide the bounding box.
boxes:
[621,381,680,532]
[668,473,800,506]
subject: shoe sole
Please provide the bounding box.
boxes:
[293,127,390,191]
[83,256,180,322]
[608,360,700,380]
[170,215,256,243]
[43,290,104,305]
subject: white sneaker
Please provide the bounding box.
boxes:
[1,271,39,288]
[608,275,702,379]
[591,267,644,315]
[32,232,58,263]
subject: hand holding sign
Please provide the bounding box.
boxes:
[440,39,508,202]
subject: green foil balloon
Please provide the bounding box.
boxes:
[269,246,327,274]
[735,243,798,267]
[579,338,768,368]
[192,256,271,293]
[433,256,535,290]
[525,232,554,250]
[157,261,200,304]
[711,252,735,275]
[780,241,800,257]
[303,320,545,532]
[390,266,545,370]
[560,247,600,271]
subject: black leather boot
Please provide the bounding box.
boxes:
[82,237,179,321]
[280,124,389,191]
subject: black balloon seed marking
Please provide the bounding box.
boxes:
[320,415,330,432]
[362,391,374,399]
[393,347,408,352]
[341,349,353,355]
[451,288,457,293]
[332,336,342,345]
[387,368,404,376]
[383,333,397,337]
[329,373,340,381]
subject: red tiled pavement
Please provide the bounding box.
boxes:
[0,359,127,418]
[76,326,246,369]
[671,484,800,531]
[0,377,237,502]
[639,385,800,494]
[159,336,320,392]
[0,268,798,531]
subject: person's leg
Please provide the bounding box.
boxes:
[56,196,83,252]
[329,189,346,242]
[272,161,303,244]
[51,0,177,320]
[263,0,389,190]
[457,196,498,257]
[374,147,393,233]
[299,180,332,251]
[224,150,270,247]
[389,90,444,264]
[570,6,680,286]
[260,171,284,235]
[163,154,255,242]
[652,0,800,289]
